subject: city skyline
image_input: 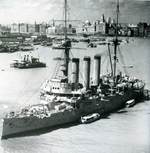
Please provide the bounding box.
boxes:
[0,0,149,24]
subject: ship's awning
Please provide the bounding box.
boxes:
[50,78,61,82]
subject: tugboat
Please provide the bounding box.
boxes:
[10,54,46,69]
[1,0,147,139]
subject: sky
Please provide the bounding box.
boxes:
[0,0,149,24]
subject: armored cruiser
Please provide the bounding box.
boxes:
[1,0,147,139]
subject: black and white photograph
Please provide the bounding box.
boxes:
[0,0,149,153]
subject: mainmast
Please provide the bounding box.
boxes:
[64,0,67,40]
[113,0,119,84]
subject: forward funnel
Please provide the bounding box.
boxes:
[83,56,91,89]
[71,58,79,84]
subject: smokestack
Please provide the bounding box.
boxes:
[93,55,101,86]
[83,56,91,89]
[71,58,79,84]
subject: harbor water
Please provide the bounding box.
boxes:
[0,38,149,153]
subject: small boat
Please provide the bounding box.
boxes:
[88,42,97,48]
[52,39,71,49]
[123,65,133,68]
[0,43,19,53]
[98,41,107,45]
[79,38,90,43]
[41,41,52,46]
[33,42,41,45]
[81,113,101,124]
[70,38,79,43]
[0,45,9,53]
[126,99,135,107]
[19,43,34,51]
[52,40,64,49]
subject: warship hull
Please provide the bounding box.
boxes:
[2,89,142,139]
[2,109,80,139]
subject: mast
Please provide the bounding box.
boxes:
[64,0,67,40]
[113,0,119,84]
[63,0,71,82]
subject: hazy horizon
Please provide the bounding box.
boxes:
[0,0,149,25]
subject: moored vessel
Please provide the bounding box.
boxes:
[126,99,135,107]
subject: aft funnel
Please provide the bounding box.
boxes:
[93,55,101,86]
[83,56,91,89]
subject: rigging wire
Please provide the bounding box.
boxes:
[118,45,128,75]
[51,50,64,79]
[108,43,113,76]
[101,52,109,75]
[106,55,110,74]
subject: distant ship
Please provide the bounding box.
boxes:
[10,54,46,69]
[19,43,34,51]
[0,43,19,53]
[41,41,52,47]
[52,39,70,49]
[1,0,148,139]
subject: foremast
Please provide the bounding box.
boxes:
[62,0,71,83]
[113,0,119,85]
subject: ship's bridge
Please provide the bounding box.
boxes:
[48,78,82,97]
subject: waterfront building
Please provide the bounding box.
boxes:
[11,23,28,34]
[106,17,112,25]
[19,23,28,34]
[46,24,76,35]
[82,24,95,34]
[75,25,83,34]
[145,25,150,37]
[101,14,105,23]
[128,24,139,37]
[11,23,20,33]
[94,14,107,35]
[0,25,11,35]
[35,24,40,34]
[138,22,147,37]
[67,24,76,34]
[28,24,35,34]
[119,23,128,36]
[98,22,106,34]
[108,23,116,36]
[81,20,94,34]
[46,26,56,35]
[56,24,64,34]
[39,23,46,35]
